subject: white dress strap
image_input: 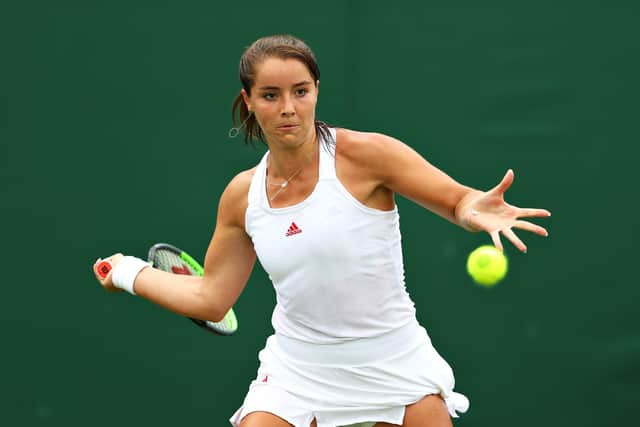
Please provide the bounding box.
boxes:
[318,127,337,181]
[248,151,269,206]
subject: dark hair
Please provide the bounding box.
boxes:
[231,34,332,148]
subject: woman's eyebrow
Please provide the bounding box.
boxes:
[258,80,313,90]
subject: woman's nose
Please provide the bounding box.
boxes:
[280,96,295,116]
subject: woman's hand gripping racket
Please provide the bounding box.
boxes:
[147,243,238,336]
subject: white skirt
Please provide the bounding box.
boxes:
[229,320,469,427]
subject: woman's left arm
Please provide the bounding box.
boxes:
[359,132,551,252]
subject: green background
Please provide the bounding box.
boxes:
[2,1,638,426]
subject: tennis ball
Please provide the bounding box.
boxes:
[466,245,508,287]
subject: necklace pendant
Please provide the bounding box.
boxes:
[281,182,288,188]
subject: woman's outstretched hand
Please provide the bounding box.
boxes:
[456,169,551,252]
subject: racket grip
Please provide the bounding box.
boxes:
[97,260,112,278]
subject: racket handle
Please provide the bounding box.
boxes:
[97,260,112,278]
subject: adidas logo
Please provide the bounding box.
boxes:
[285,222,302,237]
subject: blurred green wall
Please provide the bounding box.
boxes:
[1,1,638,426]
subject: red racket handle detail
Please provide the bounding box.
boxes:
[97,261,112,278]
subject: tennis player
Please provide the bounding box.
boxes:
[93,35,551,427]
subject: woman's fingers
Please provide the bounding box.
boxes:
[490,228,528,253]
[490,169,514,195]
[518,208,551,218]
[490,230,503,252]
[502,227,527,253]
[514,220,549,237]
[487,220,548,253]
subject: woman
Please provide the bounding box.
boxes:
[93,35,550,427]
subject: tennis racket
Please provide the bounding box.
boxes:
[97,261,112,278]
[147,243,238,336]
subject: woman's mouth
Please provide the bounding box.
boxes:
[278,124,298,130]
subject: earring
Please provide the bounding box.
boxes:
[228,111,253,138]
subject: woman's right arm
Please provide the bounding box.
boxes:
[93,170,256,323]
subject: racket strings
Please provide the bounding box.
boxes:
[152,249,236,334]
[154,250,198,276]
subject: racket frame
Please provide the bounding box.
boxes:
[147,243,238,336]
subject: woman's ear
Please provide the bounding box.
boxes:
[316,80,320,94]
[241,89,251,111]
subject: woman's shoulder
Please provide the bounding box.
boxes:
[335,127,388,143]
[224,167,257,199]
[216,167,257,226]
[218,167,257,211]
[334,128,397,163]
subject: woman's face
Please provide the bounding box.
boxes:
[243,57,319,149]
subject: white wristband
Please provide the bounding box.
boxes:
[112,256,149,295]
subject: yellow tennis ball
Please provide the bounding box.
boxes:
[466,245,508,287]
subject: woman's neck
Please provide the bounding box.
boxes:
[266,129,317,179]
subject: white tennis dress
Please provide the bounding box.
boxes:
[230,128,469,427]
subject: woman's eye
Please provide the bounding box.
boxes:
[262,93,276,100]
[296,88,308,96]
